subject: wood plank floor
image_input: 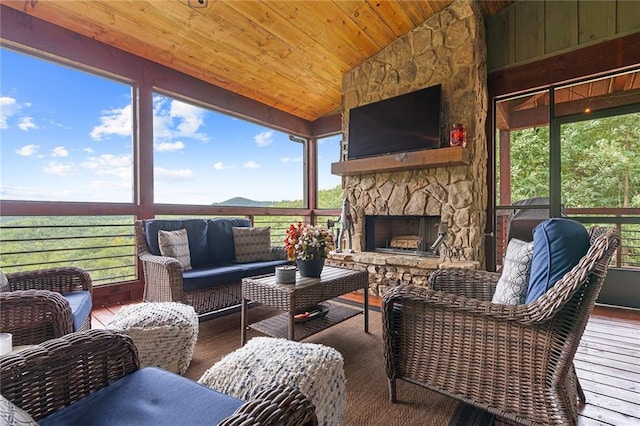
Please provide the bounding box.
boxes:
[92,296,640,425]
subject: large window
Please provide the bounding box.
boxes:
[494,69,640,270]
[0,47,133,202]
[317,134,342,209]
[495,91,550,206]
[152,93,304,207]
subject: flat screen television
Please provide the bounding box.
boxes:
[347,84,442,160]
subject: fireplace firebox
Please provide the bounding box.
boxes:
[365,215,444,257]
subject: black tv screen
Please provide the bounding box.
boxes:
[347,84,442,160]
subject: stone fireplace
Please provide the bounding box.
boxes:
[328,1,486,293]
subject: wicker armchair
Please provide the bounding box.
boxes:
[382,227,619,426]
[0,329,318,425]
[0,267,92,346]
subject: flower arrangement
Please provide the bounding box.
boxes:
[284,222,334,261]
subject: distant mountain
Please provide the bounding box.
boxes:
[212,197,274,207]
[211,185,343,209]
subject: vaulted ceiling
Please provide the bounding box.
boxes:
[2,0,514,122]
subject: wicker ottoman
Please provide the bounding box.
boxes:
[198,337,346,426]
[106,302,198,375]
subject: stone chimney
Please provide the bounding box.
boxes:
[339,0,488,265]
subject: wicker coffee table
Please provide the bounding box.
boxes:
[241,266,369,344]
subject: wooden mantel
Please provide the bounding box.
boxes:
[331,146,470,176]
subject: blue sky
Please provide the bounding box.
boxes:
[0,47,341,205]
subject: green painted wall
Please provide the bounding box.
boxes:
[486,0,640,72]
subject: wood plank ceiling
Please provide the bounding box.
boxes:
[2,0,514,122]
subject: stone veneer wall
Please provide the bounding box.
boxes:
[338,1,488,280]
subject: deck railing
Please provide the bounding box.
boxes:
[2,209,636,286]
[496,208,640,269]
[0,216,137,285]
[0,213,342,286]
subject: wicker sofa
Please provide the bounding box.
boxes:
[0,267,92,346]
[382,226,619,425]
[135,218,290,315]
[0,329,318,425]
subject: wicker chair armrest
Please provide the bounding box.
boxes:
[0,329,139,421]
[0,290,74,346]
[382,284,550,325]
[5,267,92,295]
[427,268,500,300]
[219,384,318,426]
[138,252,184,270]
[270,246,288,260]
[138,252,185,302]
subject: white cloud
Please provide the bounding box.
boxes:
[90,104,132,141]
[82,154,132,179]
[18,116,37,131]
[153,96,208,143]
[51,146,69,157]
[213,162,228,170]
[170,100,205,137]
[155,167,193,178]
[83,154,131,169]
[16,144,39,156]
[281,156,303,163]
[84,147,94,154]
[156,141,185,152]
[0,185,76,201]
[244,160,260,169]
[0,96,18,129]
[43,161,77,176]
[254,130,273,147]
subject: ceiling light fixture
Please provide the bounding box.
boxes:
[567,87,592,114]
[187,0,208,8]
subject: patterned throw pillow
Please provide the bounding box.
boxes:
[232,227,273,263]
[158,228,192,271]
[492,238,534,305]
[0,395,38,426]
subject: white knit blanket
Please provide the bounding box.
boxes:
[198,337,346,426]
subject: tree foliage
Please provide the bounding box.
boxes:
[503,113,640,209]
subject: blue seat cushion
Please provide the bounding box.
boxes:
[144,219,209,268]
[40,367,243,426]
[525,218,590,304]
[182,265,246,292]
[241,259,291,276]
[62,291,92,331]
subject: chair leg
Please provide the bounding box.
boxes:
[573,365,586,403]
[576,376,586,403]
[388,378,397,403]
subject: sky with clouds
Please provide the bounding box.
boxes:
[0,48,341,205]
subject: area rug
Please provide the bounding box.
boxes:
[185,301,494,426]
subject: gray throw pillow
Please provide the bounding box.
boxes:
[232,227,273,263]
[158,228,193,271]
[492,238,534,305]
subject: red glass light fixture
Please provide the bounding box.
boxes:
[450,123,466,147]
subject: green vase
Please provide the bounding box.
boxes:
[296,258,325,278]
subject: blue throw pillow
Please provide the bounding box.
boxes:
[525,218,590,304]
